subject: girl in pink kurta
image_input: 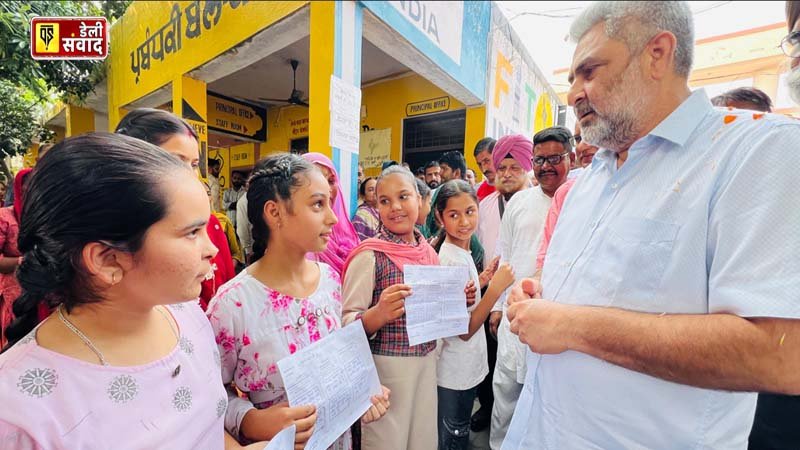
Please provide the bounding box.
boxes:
[0,301,226,449]
[0,134,248,449]
[208,153,389,448]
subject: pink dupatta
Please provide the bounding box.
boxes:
[302,153,360,275]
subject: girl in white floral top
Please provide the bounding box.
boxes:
[208,154,390,449]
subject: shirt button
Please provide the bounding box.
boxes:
[611,183,619,190]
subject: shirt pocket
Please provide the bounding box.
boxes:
[604,217,679,306]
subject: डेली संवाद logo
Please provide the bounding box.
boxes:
[30,17,108,60]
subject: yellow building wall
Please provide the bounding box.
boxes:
[50,126,66,143]
[464,106,486,181]
[263,106,310,155]
[260,74,474,170]
[360,73,466,164]
[108,0,307,127]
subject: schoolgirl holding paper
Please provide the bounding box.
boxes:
[342,166,476,450]
[432,180,514,450]
[208,153,388,450]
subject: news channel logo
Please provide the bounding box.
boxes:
[30,17,108,60]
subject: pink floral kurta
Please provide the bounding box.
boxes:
[207,263,350,449]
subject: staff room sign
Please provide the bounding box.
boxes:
[207,92,267,141]
[406,96,450,117]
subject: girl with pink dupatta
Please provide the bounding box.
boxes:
[301,153,360,276]
[340,166,476,450]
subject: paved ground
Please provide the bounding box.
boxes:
[468,399,491,450]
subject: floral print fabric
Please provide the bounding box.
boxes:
[208,262,350,449]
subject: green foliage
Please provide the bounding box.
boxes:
[0,80,51,158]
[0,1,130,158]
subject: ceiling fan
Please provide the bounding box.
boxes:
[259,59,309,108]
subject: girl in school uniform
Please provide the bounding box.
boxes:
[341,166,476,450]
[207,153,389,449]
[0,133,258,449]
[432,180,514,450]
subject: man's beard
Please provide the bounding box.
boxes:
[787,65,800,105]
[575,60,652,152]
[427,180,439,189]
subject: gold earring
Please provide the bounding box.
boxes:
[111,272,118,285]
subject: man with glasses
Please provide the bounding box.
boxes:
[487,129,571,450]
[503,1,800,448]
[747,3,800,448]
[531,127,574,197]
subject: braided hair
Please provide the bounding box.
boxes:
[247,153,315,261]
[2,133,187,350]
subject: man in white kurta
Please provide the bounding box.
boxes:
[490,128,573,450]
[474,135,533,432]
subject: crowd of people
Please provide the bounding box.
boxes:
[0,1,798,449]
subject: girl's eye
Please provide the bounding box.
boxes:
[400,194,408,200]
[187,228,201,239]
[313,201,323,209]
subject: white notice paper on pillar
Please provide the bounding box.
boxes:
[277,320,380,450]
[403,265,470,346]
[329,75,362,154]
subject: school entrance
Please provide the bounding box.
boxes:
[402,110,466,172]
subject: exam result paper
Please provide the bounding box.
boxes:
[403,265,470,346]
[263,424,295,450]
[276,320,381,450]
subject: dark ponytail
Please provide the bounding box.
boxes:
[431,179,478,253]
[2,133,187,350]
[247,153,314,261]
[114,108,197,145]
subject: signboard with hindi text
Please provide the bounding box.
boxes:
[207,92,267,141]
[109,1,306,108]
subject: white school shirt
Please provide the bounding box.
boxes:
[436,241,488,391]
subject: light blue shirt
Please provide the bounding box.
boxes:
[503,90,800,450]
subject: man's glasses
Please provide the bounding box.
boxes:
[533,152,569,167]
[780,30,800,58]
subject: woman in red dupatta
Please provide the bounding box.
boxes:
[0,169,32,347]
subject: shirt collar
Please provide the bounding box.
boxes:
[648,89,713,147]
